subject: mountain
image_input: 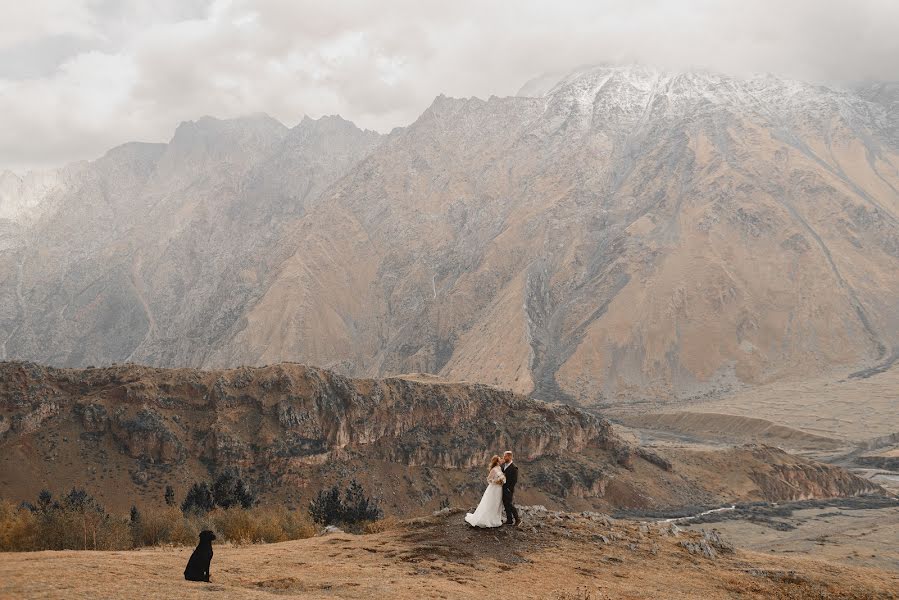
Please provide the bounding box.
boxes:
[0,114,382,368]
[1,66,897,403]
[0,361,880,514]
[0,167,81,225]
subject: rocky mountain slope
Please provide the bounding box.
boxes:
[0,114,382,368]
[0,361,881,514]
[2,66,898,403]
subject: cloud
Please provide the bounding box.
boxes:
[0,0,97,49]
[1,0,898,171]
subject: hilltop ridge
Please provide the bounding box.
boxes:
[0,361,882,514]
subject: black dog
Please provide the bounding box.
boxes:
[184,530,216,582]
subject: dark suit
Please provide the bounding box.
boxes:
[501,461,519,525]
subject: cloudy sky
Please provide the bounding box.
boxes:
[1,0,897,172]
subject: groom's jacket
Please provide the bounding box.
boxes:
[502,463,518,494]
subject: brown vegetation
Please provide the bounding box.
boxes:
[0,499,314,552]
[2,507,897,599]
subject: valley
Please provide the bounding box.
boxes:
[1,64,897,598]
[612,366,899,494]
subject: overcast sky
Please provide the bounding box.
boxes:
[1,0,897,172]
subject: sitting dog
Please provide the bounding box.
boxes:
[184,530,216,582]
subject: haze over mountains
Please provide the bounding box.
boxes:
[2,65,898,404]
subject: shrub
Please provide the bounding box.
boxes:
[132,506,193,546]
[253,506,312,542]
[212,507,254,543]
[1,489,314,551]
[362,515,398,534]
[49,488,112,550]
[212,506,315,544]
[170,509,211,546]
[0,500,37,551]
[95,516,132,551]
[10,488,131,551]
[164,485,176,507]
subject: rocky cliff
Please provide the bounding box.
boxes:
[0,361,881,514]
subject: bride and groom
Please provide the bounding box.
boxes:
[464,450,521,528]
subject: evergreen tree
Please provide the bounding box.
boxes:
[308,480,382,526]
[343,480,382,523]
[181,482,215,514]
[211,469,257,509]
[308,485,343,525]
[37,489,53,511]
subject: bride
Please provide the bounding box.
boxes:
[464,455,506,528]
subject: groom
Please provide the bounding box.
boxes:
[501,451,520,527]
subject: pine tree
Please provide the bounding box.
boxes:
[211,469,257,509]
[308,485,343,525]
[308,481,382,526]
[343,480,382,523]
[181,482,215,514]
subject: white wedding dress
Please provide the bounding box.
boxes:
[464,465,506,528]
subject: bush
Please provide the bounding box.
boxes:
[6,489,132,551]
[0,500,38,551]
[308,480,383,529]
[131,506,198,547]
[0,489,314,551]
[362,515,398,534]
[213,507,303,544]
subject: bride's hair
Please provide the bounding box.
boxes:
[489,455,501,469]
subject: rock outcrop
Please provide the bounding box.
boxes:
[745,446,883,499]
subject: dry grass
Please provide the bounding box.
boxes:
[2,509,898,600]
[0,501,315,552]
[361,515,399,534]
[0,499,132,551]
[211,506,315,544]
